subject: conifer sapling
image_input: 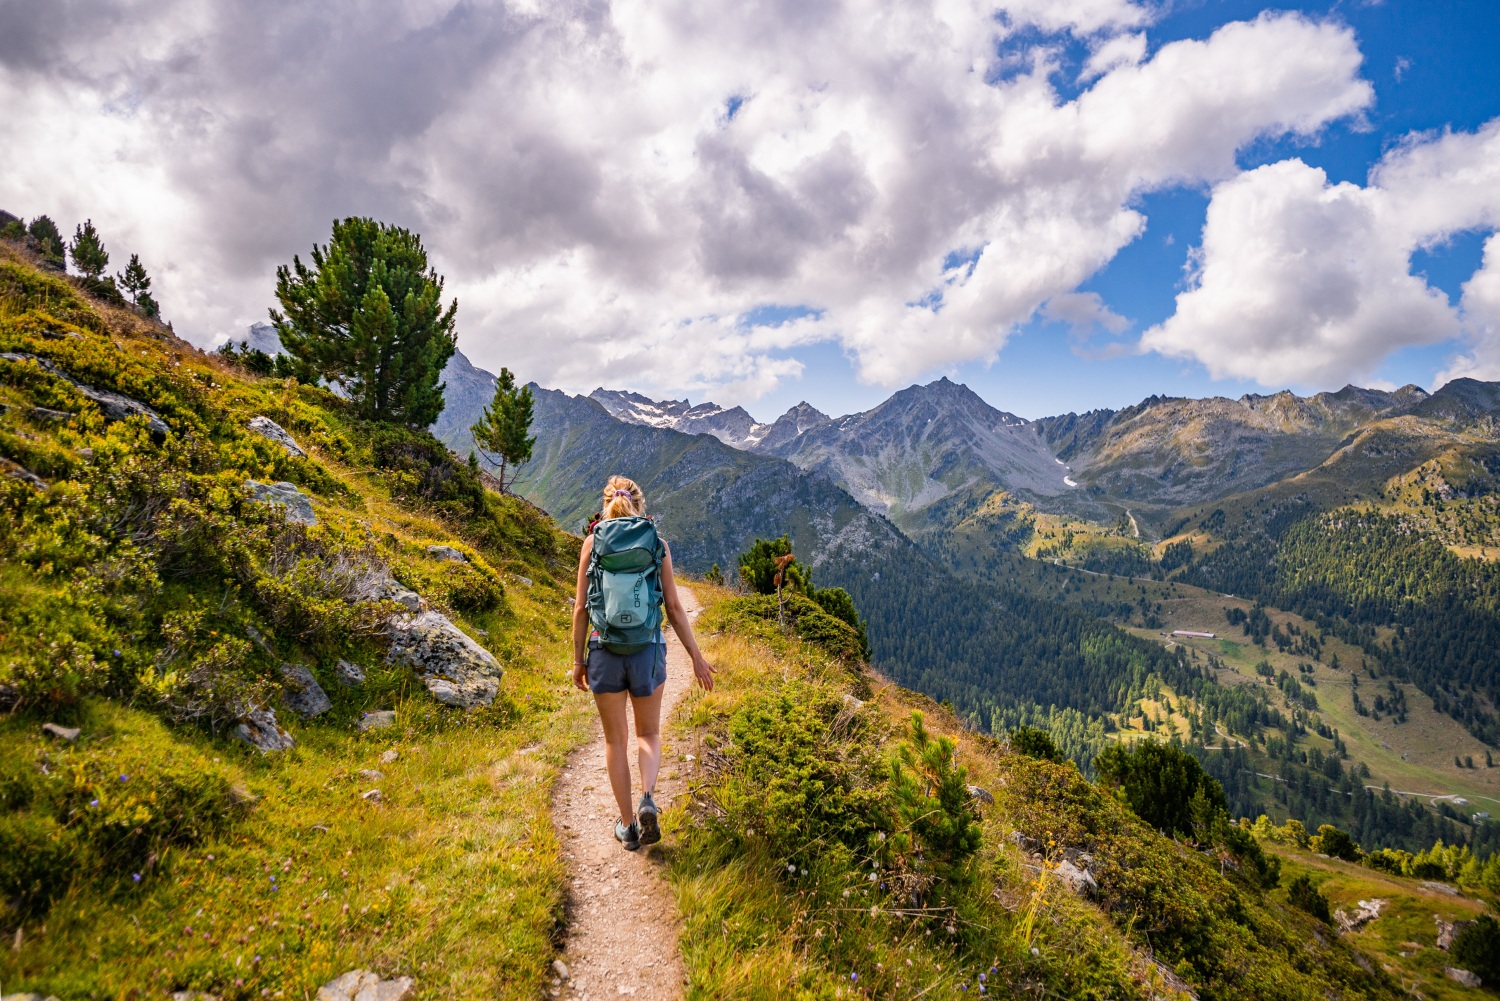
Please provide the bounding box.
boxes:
[70,219,110,279]
[118,253,152,303]
[469,367,536,492]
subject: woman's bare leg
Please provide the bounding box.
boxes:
[594,691,635,825]
[631,683,665,796]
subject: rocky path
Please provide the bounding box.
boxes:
[549,589,701,1000]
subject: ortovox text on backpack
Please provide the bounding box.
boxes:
[587,516,665,654]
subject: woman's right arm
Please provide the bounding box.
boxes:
[571,535,593,692]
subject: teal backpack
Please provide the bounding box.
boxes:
[588,516,666,654]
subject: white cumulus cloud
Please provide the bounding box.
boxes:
[0,1,1376,402]
[1143,117,1500,388]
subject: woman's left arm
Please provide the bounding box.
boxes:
[661,544,716,691]
[570,535,593,692]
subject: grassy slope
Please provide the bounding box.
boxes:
[0,244,591,999]
[1269,845,1491,1000]
[663,585,1407,1000]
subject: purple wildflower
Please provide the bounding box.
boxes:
[132,873,141,882]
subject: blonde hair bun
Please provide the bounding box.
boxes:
[601,475,645,520]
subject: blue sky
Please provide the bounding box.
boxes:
[741,1,1500,423]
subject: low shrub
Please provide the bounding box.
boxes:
[1010,724,1064,762]
[1285,874,1331,923]
[1451,914,1500,983]
[0,812,76,919]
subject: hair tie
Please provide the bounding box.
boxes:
[613,489,631,498]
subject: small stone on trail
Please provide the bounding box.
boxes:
[359,769,385,781]
[380,750,399,764]
[42,722,80,743]
[426,544,468,562]
[246,416,307,459]
[515,575,534,587]
[361,789,382,803]
[359,710,396,732]
[552,959,571,980]
[335,659,367,687]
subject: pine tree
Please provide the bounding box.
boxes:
[70,219,109,278]
[27,216,64,264]
[118,253,151,303]
[271,217,457,427]
[469,367,536,492]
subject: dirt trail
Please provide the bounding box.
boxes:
[550,588,701,1000]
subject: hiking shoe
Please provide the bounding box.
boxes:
[615,819,640,851]
[637,792,661,846]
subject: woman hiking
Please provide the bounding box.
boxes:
[572,475,716,850]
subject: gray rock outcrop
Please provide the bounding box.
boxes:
[386,610,504,707]
[2,457,47,490]
[335,659,367,686]
[0,351,169,441]
[352,572,503,708]
[1437,916,1475,949]
[358,710,396,732]
[280,663,332,718]
[245,480,317,525]
[42,722,80,742]
[1446,967,1482,987]
[247,416,308,459]
[235,708,295,752]
[1052,858,1097,897]
[426,544,468,562]
[1334,898,1385,934]
[316,970,414,1001]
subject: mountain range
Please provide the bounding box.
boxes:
[237,322,1500,563]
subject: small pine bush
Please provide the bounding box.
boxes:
[1285,873,1331,923]
[1451,914,1500,982]
[1010,725,1064,762]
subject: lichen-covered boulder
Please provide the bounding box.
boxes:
[386,610,503,708]
[235,708,295,752]
[245,480,317,525]
[281,663,332,718]
[247,415,308,458]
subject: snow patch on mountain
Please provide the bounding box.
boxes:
[589,388,829,451]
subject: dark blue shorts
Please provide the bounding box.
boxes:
[587,640,666,697]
